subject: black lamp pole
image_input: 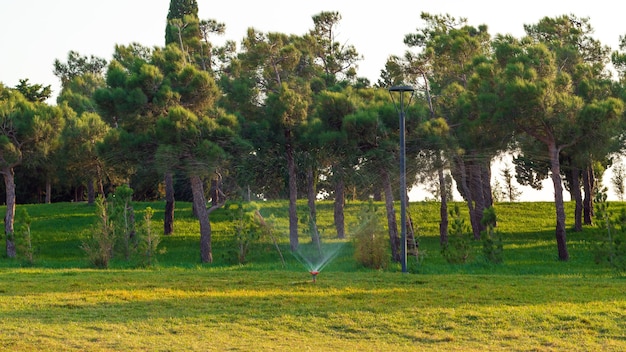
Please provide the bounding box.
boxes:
[388,85,415,273]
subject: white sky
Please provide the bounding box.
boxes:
[1,0,624,201]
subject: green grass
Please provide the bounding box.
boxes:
[1,200,626,351]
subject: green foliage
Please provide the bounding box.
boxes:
[53,50,107,87]
[224,201,262,264]
[611,162,626,201]
[592,188,626,272]
[136,207,164,267]
[500,166,522,202]
[15,208,35,265]
[3,199,625,275]
[14,78,52,103]
[256,213,286,267]
[481,206,503,264]
[441,204,473,264]
[109,184,136,261]
[352,199,388,269]
[81,196,115,268]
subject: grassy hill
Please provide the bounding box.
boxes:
[1,200,625,351]
[0,199,617,273]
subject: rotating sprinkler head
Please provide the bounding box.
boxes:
[310,271,319,283]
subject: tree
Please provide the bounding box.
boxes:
[226,29,313,250]
[524,15,624,230]
[55,55,108,203]
[165,0,199,46]
[266,83,309,250]
[401,13,506,240]
[501,166,522,202]
[343,89,422,263]
[415,117,453,244]
[13,79,58,203]
[311,89,357,239]
[94,44,178,232]
[156,104,231,263]
[14,79,51,103]
[611,162,626,201]
[308,11,361,86]
[0,84,64,257]
[53,51,107,87]
[305,12,362,241]
[58,110,110,204]
[493,33,623,261]
[162,1,234,236]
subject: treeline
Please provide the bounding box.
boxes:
[2,1,626,263]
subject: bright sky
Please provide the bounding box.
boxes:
[1,0,624,201]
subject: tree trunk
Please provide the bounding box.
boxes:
[87,180,95,205]
[306,167,320,244]
[45,176,52,204]
[454,156,478,240]
[286,131,298,251]
[548,143,569,261]
[74,185,82,203]
[209,177,223,207]
[582,165,594,225]
[97,164,105,199]
[570,165,583,232]
[164,172,175,235]
[381,169,400,262]
[190,175,212,263]
[3,168,16,258]
[373,188,382,201]
[334,178,345,239]
[481,160,493,208]
[469,161,486,239]
[437,160,449,246]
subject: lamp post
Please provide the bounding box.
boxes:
[389,85,415,273]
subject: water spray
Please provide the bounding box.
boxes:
[291,240,347,284]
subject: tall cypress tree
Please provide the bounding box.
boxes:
[165,0,199,45]
[162,0,200,235]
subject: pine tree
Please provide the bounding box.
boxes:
[165,0,199,45]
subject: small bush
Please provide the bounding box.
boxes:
[593,189,626,272]
[225,201,261,264]
[442,204,473,264]
[256,212,285,267]
[352,199,388,270]
[481,207,503,264]
[15,208,35,265]
[137,207,165,267]
[82,196,115,269]
[110,184,136,261]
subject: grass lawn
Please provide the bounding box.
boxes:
[1,200,625,351]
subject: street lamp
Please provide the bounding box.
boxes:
[388,85,415,273]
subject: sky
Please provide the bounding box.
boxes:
[1,0,624,201]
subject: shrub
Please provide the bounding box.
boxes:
[442,204,473,264]
[352,199,388,269]
[593,188,626,272]
[137,207,165,267]
[109,184,136,261]
[82,196,115,269]
[15,208,35,265]
[256,212,285,267]
[481,207,503,264]
[225,201,262,264]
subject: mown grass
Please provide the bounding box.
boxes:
[1,200,625,351]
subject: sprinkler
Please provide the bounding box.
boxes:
[310,271,319,283]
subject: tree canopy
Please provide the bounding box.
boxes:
[4,6,626,264]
